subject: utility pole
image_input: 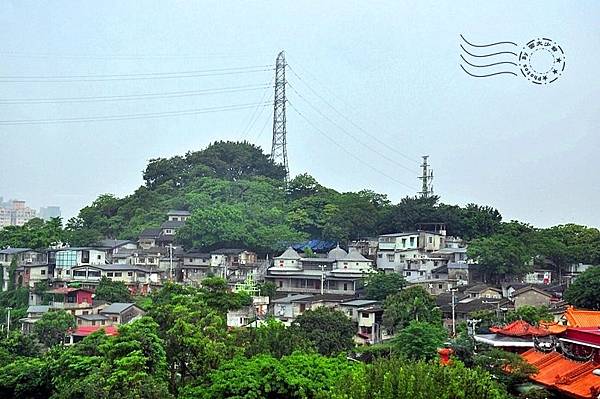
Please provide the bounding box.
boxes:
[418,155,434,198]
[271,51,289,182]
[319,264,325,295]
[168,244,173,281]
[6,307,12,338]
[451,289,457,337]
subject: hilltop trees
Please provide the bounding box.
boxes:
[383,286,441,334]
[564,266,600,310]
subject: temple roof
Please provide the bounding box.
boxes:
[564,306,600,328]
[275,247,301,260]
[489,320,552,337]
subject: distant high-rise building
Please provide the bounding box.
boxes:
[39,206,61,221]
[0,199,38,228]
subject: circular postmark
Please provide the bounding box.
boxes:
[518,38,566,84]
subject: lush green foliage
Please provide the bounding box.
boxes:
[564,266,600,309]
[363,272,406,300]
[235,318,312,358]
[179,353,359,399]
[33,310,76,347]
[292,307,356,356]
[392,321,447,361]
[94,277,132,303]
[473,348,537,391]
[332,357,511,399]
[506,305,553,324]
[383,286,441,334]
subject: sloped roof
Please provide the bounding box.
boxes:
[564,306,600,328]
[0,247,33,255]
[465,284,501,294]
[339,248,369,262]
[139,228,161,238]
[160,220,185,229]
[489,320,552,337]
[72,326,119,337]
[167,210,191,216]
[521,349,600,399]
[327,245,347,260]
[101,302,138,314]
[26,305,50,313]
[275,247,301,260]
[97,239,135,249]
[512,285,552,298]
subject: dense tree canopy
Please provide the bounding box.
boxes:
[363,272,406,300]
[292,307,355,356]
[94,277,132,303]
[564,266,600,310]
[33,310,76,347]
[383,286,442,334]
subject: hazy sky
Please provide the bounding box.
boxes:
[0,1,598,228]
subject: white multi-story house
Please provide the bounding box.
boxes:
[266,245,374,296]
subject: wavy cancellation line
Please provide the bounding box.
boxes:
[459,34,518,78]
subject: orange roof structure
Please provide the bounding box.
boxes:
[540,321,568,334]
[489,320,552,337]
[564,306,600,328]
[521,349,600,399]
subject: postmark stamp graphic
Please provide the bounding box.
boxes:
[460,35,566,85]
[518,38,566,84]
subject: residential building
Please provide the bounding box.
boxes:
[464,284,502,299]
[96,239,138,262]
[51,247,107,284]
[69,264,160,294]
[226,296,270,328]
[266,246,374,296]
[338,299,379,322]
[138,228,162,249]
[511,286,553,309]
[271,293,347,324]
[524,268,553,285]
[356,305,385,344]
[99,302,145,324]
[348,238,378,260]
[166,209,191,222]
[1,248,48,291]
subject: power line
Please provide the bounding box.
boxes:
[0,84,272,104]
[0,50,271,60]
[286,60,420,164]
[239,78,274,139]
[288,82,418,175]
[288,101,418,192]
[0,102,269,125]
[0,66,273,83]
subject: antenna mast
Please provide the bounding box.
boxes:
[419,155,434,197]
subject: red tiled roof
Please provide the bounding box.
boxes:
[73,326,119,337]
[565,306,600,328]
[522,349,600,399]
[47,287,93,294]
[489,320,552,337]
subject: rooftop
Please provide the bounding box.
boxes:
[26,305,50,313]
[340,299,379,307]
[77,314,109,321]
[101,302,138,314]
[489,320,552,337]
[160,220,186,229]
[72,325,119,337]
[97,239,135,249]
[0,247,34,254]
[139,228,162,238]
[167,209,191,216]
[564,306,600,328]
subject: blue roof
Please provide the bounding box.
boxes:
[292,240,337,253]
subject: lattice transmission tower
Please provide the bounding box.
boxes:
[271,51,289,182]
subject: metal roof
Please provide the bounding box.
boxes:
[100,302,137,314]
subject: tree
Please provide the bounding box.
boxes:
[292,307,355,356]
[179,353,359,399]
[564,266,600,310]
[332,357,511,399]
[33,310,75,347]
[474,348,537,391]
[236,318,311,358]
[393,321,447,361]
[383,286,441,334]
[506,305,552,325]
[94,277,132,303]
[468,234,532,283]
[364,272,406,300]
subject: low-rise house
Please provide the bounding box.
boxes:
[69,264,160,294]
[464,284,502,299]
[511,286,553,309]
[51,247,108,284]
[339,299,379,322]
[20,305,50,334]
[271,293,348,324]
[524,268,553,285]
[167,209,191,222]
[138,228,162,249]
[96,239,138,262]
[18,263,50,288]
[1,248,48,291]
[356,305,385,344]
[100,302,145,324]
[226,296,270,328]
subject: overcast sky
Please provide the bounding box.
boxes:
[0,1,598,228]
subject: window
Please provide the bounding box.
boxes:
[362,312,369,318]
[106,272,113,277]
[91,320,96,326]
[97,255,102,260]
[377,254,382,258]
[343,283,348,291]
[410,237,415,246]
[77,319,82,325]
[438,284,443,289]
[114,272,122,277]
[65,270,70,275]
[127,272,133,277]
[278,281,283,288]
[402,238,407,247]
[386,254,394,262]
[41,270,46,275]
[428,237,433,243]
[406,271,412,276]
[101,320,105,325]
